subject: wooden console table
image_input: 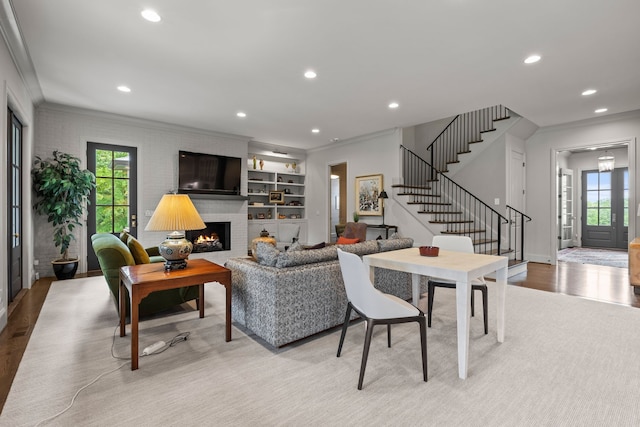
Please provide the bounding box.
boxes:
[119,258,232,370]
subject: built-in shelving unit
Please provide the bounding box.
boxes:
[247,169,305,220]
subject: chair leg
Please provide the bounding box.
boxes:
[358,318,376,390]
[337,303,353,357]
[427,282,435,327]
[471,289,475,317]
[482,286,488,335]
[418,316,428,382]
[387,324,391,348]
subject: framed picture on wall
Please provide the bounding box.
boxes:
[355,174,383,216]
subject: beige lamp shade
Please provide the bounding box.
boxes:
[145,194,206,232]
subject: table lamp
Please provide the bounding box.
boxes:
[379,190,389,226]
[145,193,206,270]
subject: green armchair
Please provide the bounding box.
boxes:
[90,233,199,318]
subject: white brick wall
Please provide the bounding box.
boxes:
[33,104,249,278]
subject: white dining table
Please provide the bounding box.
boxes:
[363,247,508,379]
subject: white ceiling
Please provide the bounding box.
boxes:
[6,0,640,151]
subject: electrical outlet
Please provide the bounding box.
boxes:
[494,198,500,205]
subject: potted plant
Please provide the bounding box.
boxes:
[32,150,96,280]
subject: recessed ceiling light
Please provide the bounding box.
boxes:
[595,108,608,114]
[117,85,131,93]
[304,70,317,79]
[141,9,161,22]
[236,112,247,118]
[582,89,597,96]
[388,102,399,109]
[311,128,320,133]
[524,55,541,64]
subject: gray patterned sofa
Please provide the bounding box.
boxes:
[225,238,422,347]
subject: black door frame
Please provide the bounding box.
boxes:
[7,107,23,301]
[86,142,138,271]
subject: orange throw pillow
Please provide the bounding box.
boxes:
[337,236,359,245]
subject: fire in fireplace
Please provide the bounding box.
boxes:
[186,221,231,253]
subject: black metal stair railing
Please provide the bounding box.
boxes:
[506,205,532,262]
[396,145,509,257]
[427,105,510,176]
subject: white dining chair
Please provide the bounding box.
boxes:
[336,249,428,390]
[428,235,488,334]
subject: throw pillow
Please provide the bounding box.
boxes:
[304,241,326,250]
[287,241,303,252]
[275,245,338,268]
[378,237,414,252]
[389,232,403,239]
[119,230,130,244]
[336,236,359,245]
[255,241,280,267]
[127,235,151,264]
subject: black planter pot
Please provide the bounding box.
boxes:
[52,259,79,280]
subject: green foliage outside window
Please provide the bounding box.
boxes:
[95,150,130,233]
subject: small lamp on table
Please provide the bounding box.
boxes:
[145,193,206,270]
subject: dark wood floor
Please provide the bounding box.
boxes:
[0,262,638,413]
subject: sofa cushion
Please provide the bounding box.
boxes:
[255,241,280,267]
[127,235,151,264]
[119,230,130,244]
[336,239,379,256]
[275,245,338,268]
[378,237,414,252]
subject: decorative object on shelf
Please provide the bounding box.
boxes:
[284,188,290,194]
[269,190,285,204]
[251,228,277,260]
[379,190,389,225]
[257,213,266,219]
[288,180,293,183]
[145,193,206,271]
[259,159,264,170]
[252,155,257,169]
[353,211,359,222]
[285,163,290,171]
[355,174,383,216]
[248,213,253,220]
[279,214,287,219]
[267,210,272,219]
[278,176,283,182]
[291,162,297,173]
[598,151,615,172]
[31,150,96,280]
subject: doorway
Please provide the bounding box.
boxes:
[553,141,633,267]
[329,163,347,242]
[581,168,628,249]
[7,107,23,302]
[86,142,138,271]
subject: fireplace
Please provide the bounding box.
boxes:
[186,221,231,253]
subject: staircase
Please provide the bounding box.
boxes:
[394,105,531,277]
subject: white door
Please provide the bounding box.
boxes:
[558,168,574,249]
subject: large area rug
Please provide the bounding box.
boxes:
[557,247,628,268]
[2,276,640,426]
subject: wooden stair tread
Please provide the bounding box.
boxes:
[441,229,486,234]
[429,220,473,224]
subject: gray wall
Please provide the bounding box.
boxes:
[32,104,250,278]
[525,110,639,263]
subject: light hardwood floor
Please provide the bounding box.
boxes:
[0,262,638,413]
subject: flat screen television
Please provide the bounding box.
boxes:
[178,150,242,195]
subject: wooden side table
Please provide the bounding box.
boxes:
[119,258,232,370]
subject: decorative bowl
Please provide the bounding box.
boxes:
[419,246,439,257]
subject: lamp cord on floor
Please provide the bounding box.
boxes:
[34,324,190,425]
